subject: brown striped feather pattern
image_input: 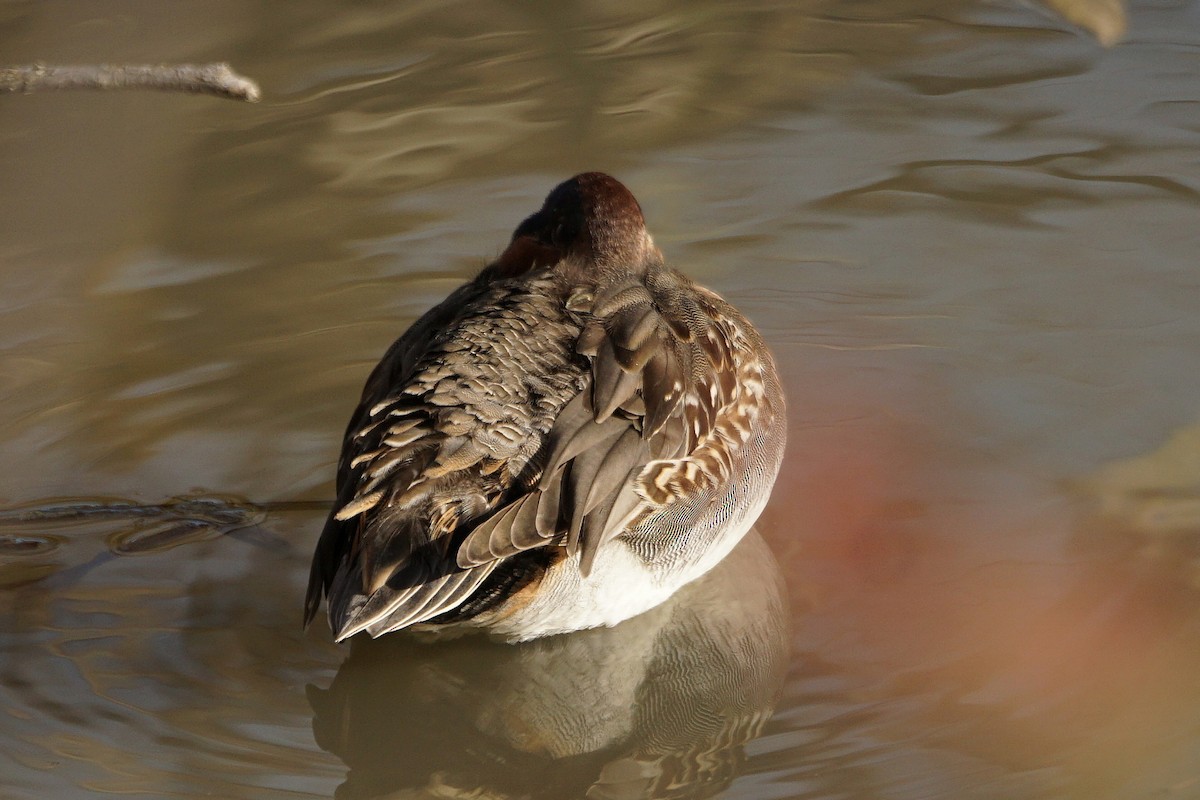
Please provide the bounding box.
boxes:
[304,173,785,642]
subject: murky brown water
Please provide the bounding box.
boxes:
[3,1,1200,798]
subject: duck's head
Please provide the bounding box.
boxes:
[491,172,660,279]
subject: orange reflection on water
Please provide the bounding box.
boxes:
[760,372,1200,796]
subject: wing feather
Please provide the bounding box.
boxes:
[456,501,516,567]
[564,425,628,553]
[309,255,777,639]
[453,266,758,581]
[347,561,498,640]
[592,338,642,421]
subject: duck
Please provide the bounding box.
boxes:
[304,172,785,642]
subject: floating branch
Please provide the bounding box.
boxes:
[0,62,261,102]
[0,494,327,525]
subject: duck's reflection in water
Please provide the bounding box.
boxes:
[309,530,789,799]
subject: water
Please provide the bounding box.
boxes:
[2,1,1200,797]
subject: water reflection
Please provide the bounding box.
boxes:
[0,493,319,590]
[310,532,789,799]
[753,421,1200,799]
[1073,421,1200,556]
[0,501,342,797]
[0,0,1130,504]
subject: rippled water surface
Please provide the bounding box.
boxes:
[3,1,1200,798]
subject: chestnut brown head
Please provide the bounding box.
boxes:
[492,173,659,279]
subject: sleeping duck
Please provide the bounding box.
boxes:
[304,172,785,642]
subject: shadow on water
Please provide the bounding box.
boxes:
[309,531,790,800]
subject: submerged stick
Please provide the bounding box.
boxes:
[0,62,261,102]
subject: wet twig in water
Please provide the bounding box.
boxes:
[0,62,261,102]
[0,495,328,558]
[0,495,328,525]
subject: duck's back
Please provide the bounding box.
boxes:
[307,270,587,639]
[305,173,786,642]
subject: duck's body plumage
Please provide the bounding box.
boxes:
[305,173,785,642]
